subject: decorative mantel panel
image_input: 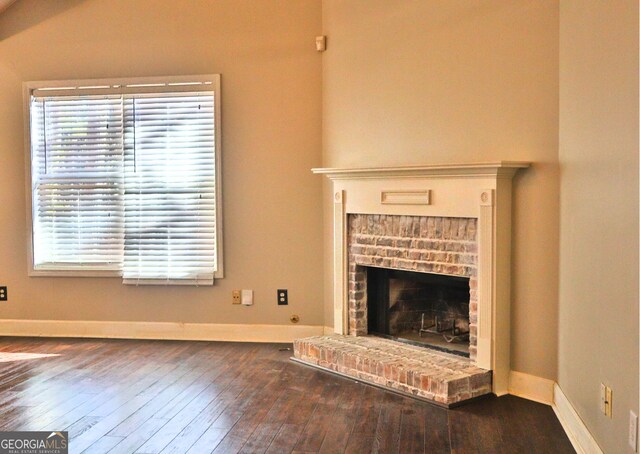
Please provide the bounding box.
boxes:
[313,162,530,396]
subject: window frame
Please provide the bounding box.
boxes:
[23,75,224,280]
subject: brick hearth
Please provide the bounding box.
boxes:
[293,335,492,406]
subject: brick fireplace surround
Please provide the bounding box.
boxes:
[293,162,529,405]
[348,213,478,359]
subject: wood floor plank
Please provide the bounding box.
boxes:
[185,426,228,454]
[108,366,210,437]
[239,422,281,454]
[422,401,450,453]
[350,385,383,436]
[71,364,203,452]
[66,415,102,439]
[212,375,285,453]
[80,435,124,454]
[265,423,304,454]
[135,380,231,453]
[156,399,230,454]
[372,394,403,454]
[107,417,169,454]
[344,433,374,454]
[0,338,574,454]
[398,401,426,454]
[293,381,343,452]
[318,381,361,453]
[47,362,175,432]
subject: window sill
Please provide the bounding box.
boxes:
[29,268,223,282]
[29,269,122,278]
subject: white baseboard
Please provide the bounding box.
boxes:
[508,373,604,453]
[0,319,324,343]
[508,370,555,405]
[552,383,604,454]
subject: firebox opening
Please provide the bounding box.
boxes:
[366,267,470,357]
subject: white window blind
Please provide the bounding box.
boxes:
[122,93,217,284]
[30,95,125,270]
[27,76,221,285]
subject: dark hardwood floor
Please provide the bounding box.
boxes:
[0,337,574,453]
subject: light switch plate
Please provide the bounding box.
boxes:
[315,35,326,52]
[241,289,253,306]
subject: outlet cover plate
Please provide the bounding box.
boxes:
[0,287,6,301]
[277,289,288,305]
[605,386,613,418]
[232,290,241,305]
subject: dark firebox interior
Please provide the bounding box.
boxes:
[366,267,470,356]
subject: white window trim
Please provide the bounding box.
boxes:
[22,75,224,280]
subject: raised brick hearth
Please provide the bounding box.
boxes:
[293,335,492,406]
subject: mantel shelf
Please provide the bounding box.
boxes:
[311,161,531,180]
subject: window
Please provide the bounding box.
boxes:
[24,76,223,285]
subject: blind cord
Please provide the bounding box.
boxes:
[42,100,48,174]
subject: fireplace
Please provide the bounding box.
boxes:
[308,162,530,396]
[367,267,470,356]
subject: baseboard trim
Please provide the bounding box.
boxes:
[508,370,555,405]
[323,325,334,335]
[552,383,604,454]
[0,319,324,343]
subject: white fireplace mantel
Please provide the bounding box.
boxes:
[313,161,530,396]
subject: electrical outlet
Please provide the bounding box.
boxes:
[605,387,613,418]
[277,289,288,305]
[600,384,609,416]
[630,411,638,451]
[600,384,613,417]
[600,384,606,414]
[0,287,6,301]
[232,290,241,305]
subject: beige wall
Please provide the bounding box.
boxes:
[559,2,639,453]
[0,0,324,326]
[322,0,560,380]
